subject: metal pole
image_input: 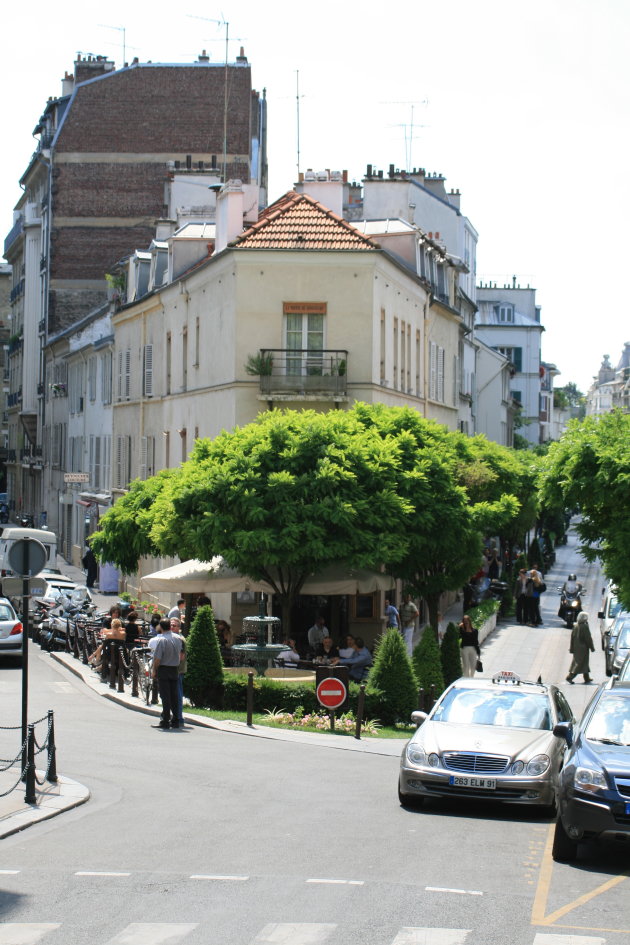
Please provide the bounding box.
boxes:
[21,576,29,779]
[47,710,57,783]
[329,710,335,732]
[246,671,254,727]
[354,684,366,740]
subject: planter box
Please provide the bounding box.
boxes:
[478,610,498,645]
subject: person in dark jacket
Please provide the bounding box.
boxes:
[459,614,480,677]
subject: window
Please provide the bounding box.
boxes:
[101,352,112,405]
[68,362,85,414]
[494,346,522,373]
[497,304,514,323]
[166,333,172,395]
[429,342,445,402]
[139,435,155,480]
[143,344,153,397]
[117,349,131,401]
[182,329,188,391]
[89,435,111,491]
[88,357,97,402]
[512,390,522,403]
[114,435,131,490]
[284,305,324,375]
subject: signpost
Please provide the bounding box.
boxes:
[316,675,348,732]
[63,473,90,483]
[8,538,47,793]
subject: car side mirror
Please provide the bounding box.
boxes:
[410,710,428,728]
[553,721,573,747]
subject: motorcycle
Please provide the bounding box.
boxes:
[558,586,586,628]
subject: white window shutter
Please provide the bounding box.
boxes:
[124,349,131,400]
[143,344,153,397]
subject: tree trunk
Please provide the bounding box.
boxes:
[425,592,441,640]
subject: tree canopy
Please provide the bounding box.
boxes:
[539,411,630,606]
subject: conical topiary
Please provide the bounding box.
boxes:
[368,628,418,726]
[184,604,224,708]
[412,626,445,708]
[441,621,462,686]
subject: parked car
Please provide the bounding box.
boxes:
[0,596,23,661]
[605,615,630,676]
[611,621,630,676]
[598,586,627,650]
[616,652,630,683]
[552,680,630,861]
[398,671,574,810]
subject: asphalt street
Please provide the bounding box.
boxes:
[0,526,628,945]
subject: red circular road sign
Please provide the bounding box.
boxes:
[317,676,347,710]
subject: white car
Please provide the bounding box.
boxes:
[0,596,24,662]
[598,588,627,650]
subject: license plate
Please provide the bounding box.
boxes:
[449,775,496,790]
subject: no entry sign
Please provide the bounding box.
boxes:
[317,676,347,710]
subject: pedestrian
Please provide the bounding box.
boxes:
[399,593,419,656]
[514,568,529,625]
[82,543,98,589]
[151,618,183,729]
[170,617,187,727]
[459,614,480,678]
[168,599,186,621]
[384,597,401,632]
[307,615,329,651]
[566,611,595,685]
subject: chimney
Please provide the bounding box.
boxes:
[74,53,115,84]
[61,70,74,97]
[215,180,245,253]
[198,49,210,62]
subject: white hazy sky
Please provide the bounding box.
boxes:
[2,0,628,393]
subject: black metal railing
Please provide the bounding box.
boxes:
[4,218,24,257]
[257,349,348,397]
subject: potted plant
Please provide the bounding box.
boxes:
[245,352,273,376]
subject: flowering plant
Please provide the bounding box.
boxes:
[263,707,381,735]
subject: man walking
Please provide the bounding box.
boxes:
[151,618,183,730]
[399,593,419,656]
[384,598,401,632]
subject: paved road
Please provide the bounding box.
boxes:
[0,526,628,945]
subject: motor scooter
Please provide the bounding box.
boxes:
[557,587,586,628]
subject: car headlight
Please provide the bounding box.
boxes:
[406,744,427,767]
[511,761,525,774]
[575,766,607,792]
[526,754,550,776]
[427,753,440,768]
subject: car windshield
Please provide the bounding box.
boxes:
[431,687,552,730]
[0,605,14,620]
[585,694,630,746]
[617,627,630,648]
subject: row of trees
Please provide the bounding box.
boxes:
[539,410,630,608]
[92,403,540,630]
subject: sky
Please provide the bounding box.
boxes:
[2,0,628,394]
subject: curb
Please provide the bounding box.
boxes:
[0,774,90,840]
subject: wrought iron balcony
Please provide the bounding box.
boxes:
[4,217,24,257]
[7,449,16,463]
[256,349,348,398]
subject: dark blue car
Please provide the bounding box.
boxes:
[553,681,630,861]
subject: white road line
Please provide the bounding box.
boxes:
[189,874,249,881]
[0,924,60,944]
[306,878,364,885]
[74,871,131,877]
[391,931,471,945]
[425,886,483,896]
[252,924,337,944]
[105,924,198,945]
[533,935,606,945]
[0,870,20,874]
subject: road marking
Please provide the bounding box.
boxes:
[425,886,483,896]
[0,925,60,944]
[390,930,471,945]
[533,934,606,944]
[0,870,20,874]
[251,924,336,944]
[105,924,197,944]
[74,871,131,877]
[306,878,364,885]
[190,874,249,881]
[532,823,630,929]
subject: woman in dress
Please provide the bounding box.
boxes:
[566,611,595,684]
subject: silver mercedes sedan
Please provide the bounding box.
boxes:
[399,671,574,810]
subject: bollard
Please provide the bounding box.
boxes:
[246,671,254,727]
[101,643,110,682]
[47,710,57,783]
[354,683,366,740]
[24,724,36,804]
[109,645,117,689]
[81,631,89,665]
[72,621,80,660]
[131,651,139,698]
[329,710,335,732]
[117,659,126,693]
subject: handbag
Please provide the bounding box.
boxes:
[539,582,547,593]
[476,658,483,672]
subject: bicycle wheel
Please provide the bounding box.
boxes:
[136,652,153,705]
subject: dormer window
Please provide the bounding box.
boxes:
[498,303,514,323]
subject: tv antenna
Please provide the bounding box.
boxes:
[379,99,429,170]
[98,24,130,65]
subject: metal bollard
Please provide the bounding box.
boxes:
[117,652,126,693]
[109,645,117,689]
[131,651,139,698]
[72,622,80,660]
[354,683,366,740]
[47,710,57,783]
[24,724,36,804]
[101,643,110,681]
[81,632,89,665]
[246,671,254,726]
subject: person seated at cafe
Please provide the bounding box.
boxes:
[125,611,141,650]
[102,605,121,630]
[148,612,162,637]
[315,636,339,661]
[276,638,301,665]
[215,619,231,647]
[338,634,356,659]
[89,618,126,669]
[332,636,373,682]
[307,615,329,651]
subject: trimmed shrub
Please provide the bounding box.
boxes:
[528,537,543,570]
[220,674,385,722]
[184,605,224,708]
[412,626,445,705]
[368,629,418,725]
[441,622,462,686]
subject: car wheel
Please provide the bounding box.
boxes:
[552,818,578,862]
[398,784,424,809]
[606,666,612,677]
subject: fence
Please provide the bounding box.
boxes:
[0,711,57,805]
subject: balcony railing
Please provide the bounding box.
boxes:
[10,279,24,303]
[4,217,24,257]
[7,449,16,463]
[257,349,348,397]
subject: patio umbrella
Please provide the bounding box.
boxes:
[140,557,274,594]
[300,564,395,595]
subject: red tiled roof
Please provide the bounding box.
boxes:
[232,191,378,251]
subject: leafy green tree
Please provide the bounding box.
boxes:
[528,536,543,569]
[368,629,418,725]
[184,605,224,708]
[412,628,445,706]
[440,622,462,686]
[539,411,630,607]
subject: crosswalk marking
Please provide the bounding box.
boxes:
[0,870,20,875]
[190,873,249,881]
[104,924,198,945]
[251,924,337,944]
[75,871,131,877]
[533,935,606,945]
[306,878,364,885]
[0,925,60,945]
[390,931,471,945]
[425,886,482,896]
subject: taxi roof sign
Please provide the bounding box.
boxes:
[492,671,522,685]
